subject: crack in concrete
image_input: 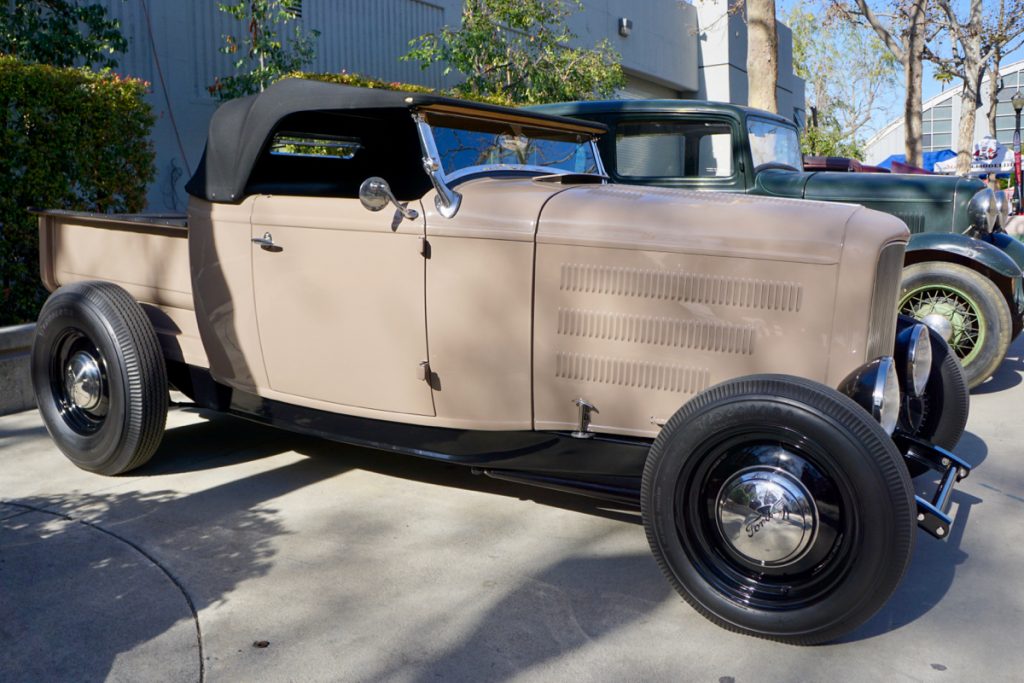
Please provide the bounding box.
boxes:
[0,499,205,683]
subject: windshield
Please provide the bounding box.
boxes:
[747,118,803,171]
[422,114,601,180]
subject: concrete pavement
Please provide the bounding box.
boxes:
[2,339,1024,682]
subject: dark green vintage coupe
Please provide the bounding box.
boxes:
[533,100,1024,388]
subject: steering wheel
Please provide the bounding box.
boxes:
[754,162,800,173]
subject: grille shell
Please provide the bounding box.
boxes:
[866,242,905,361]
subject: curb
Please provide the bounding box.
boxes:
[0,323,36,416]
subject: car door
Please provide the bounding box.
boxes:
[250,194,435,416]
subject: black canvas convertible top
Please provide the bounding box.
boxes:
[185,78,606,204]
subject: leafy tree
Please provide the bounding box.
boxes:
[801,116,867,158]
[0,57,154,324]
[790,1,898,158]
[209,1,319,101]
[0,0,127,69]
[403,0,625,105]
[832,0,938,168]
[928,0,1024,174]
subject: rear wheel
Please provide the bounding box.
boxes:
[31,281,167,474]
[642,375,915,644]
[898,262,1011,389]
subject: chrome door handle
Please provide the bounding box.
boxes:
[251,232,280,251]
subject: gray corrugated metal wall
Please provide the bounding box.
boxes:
[84,0,794,210]
[306,0,448,89]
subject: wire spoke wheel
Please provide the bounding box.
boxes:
[898,262,1012,389]
[899,285,982,364]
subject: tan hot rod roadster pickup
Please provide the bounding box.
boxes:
[32,79,973,644]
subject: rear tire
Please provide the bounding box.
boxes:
[642,375,915,644]
[31,282,167,474]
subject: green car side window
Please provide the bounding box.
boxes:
[615,120,734,179]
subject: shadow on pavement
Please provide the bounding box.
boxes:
[142,408,643,525]
[0,449,356,681]
[972,335,1024,395]
[848,486,980,642]
[371,549,673,682]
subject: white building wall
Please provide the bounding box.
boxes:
[693,0,806,126]
[865,59,1024,165]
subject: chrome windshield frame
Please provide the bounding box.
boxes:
[413,112,606,219]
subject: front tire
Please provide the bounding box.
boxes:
[897,315,969,452]
[899,261,1011,389]
[641,375,915,645]
[31,282,167,474]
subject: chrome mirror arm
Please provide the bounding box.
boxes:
[358,177,419,220]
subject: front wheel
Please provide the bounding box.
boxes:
[897,314,969,450]
[642,375,915,644]
[898,261,1011,389]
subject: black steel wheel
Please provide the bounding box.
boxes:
[899,262,1011,389]
[31,281,167,474]
[641,375,915,645]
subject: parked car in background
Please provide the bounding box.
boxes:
[532,99,1024,388]
[32,79,971,645]
[803,155,890,173]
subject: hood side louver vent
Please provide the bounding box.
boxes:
[893,212,925,234]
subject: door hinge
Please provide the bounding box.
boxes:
[419,236,431,258]
[417,360,431,381]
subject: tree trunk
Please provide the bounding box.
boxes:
[747,0,779,113]
[954,0,985,175]
[904,0,926,169]
[990,47,1002,138]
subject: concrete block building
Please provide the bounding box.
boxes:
[96,0,804,210]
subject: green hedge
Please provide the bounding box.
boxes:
[0,56,155,326]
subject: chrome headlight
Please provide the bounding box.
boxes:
[838,356,900,435]
[993,190,1010,230]
[895,323,932,395]
[967,188,998,234]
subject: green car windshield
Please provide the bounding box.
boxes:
[748,118,803,172]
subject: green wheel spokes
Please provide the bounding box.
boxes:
[899,285,985,366]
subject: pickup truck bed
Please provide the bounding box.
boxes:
[36,210,207,370]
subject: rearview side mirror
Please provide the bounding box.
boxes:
[359,177,418,221]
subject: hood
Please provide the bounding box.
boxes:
[755,169,985,233]
[536,183,896,266]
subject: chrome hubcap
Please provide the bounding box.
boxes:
[921,313,954,343]
[64,350,103,412]
[716,467,818,567]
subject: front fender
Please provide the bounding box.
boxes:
[906,232,1023,279]
[987,232,1024,271]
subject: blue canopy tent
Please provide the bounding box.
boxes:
[877,149,956,172]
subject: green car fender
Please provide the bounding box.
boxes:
[988,232,1024,330]
[906,232,1022,278]
[988,232,1024,270]
[905,232,1024,335]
